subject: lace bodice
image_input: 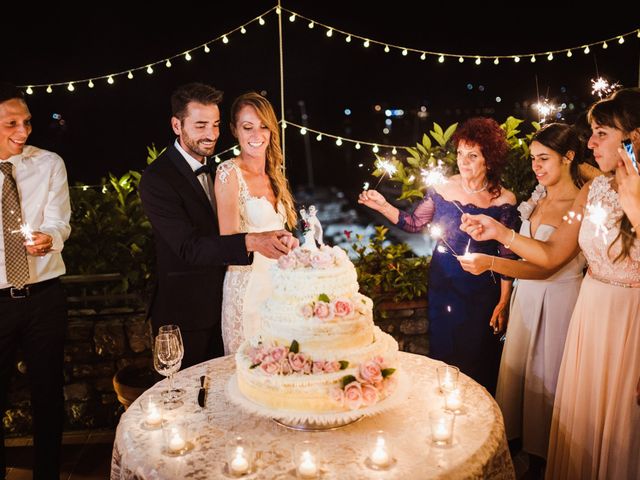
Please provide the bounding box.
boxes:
[216,160,285,233]
[579,176,640,285]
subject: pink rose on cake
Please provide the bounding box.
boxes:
[313,301,335,321]
[300,303,314,318]
[277,252,297,270]
[333,298,353,317]
[288,352,309,372]
[294,248,312,267]
[358,360,384,385]
[310,250,333,269]
[329,387,345,406]
[260,360,280,375]
[343,381,364,410]
[361,384,380,406]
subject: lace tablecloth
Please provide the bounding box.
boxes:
[111,352,514,479]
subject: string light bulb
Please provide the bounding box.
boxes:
[364,39,370,48]
[438,55,445,63]
[203,44,210,53]
[392,147,397,154]
[345,35,351,43]
[584,45,590,54]
[530,55,536,63]
[46,86,52,93]
[420,52,427,60]
[316,134,322,141]
[326,28,333,37]
[308,21,314,29]
[372,145,379,153]
[147,65,154,74]
[165,59,172,68]
[232,147,240,155]
[602,41,608,49]
[336,138,343,146]
[355,143,361,150]
[384,45,390,53]
[67,83,75,92]
[402,49,408,56]
[458,57,464,63]
[127,71,134,79]
[275,7,280,14]
[88,80,95,88]
[185,52,192,61]
[289,13,296,22]
[26,86,33,95]
[222,35,229,44]
[475,57,481,65]
[566,50,573,57]
[547,52,553,61]
[300,127,307,135]
[618,36,624,44]
[514,56,520,63]
[258,16,265,25]
[240,26,246,34]
[107,75,114,85]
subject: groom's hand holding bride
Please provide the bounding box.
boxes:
[245,230,299,259]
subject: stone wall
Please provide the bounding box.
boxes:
[3,276,153,437]
[373,299,429,356]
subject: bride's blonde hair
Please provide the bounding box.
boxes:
[230,92,297,229]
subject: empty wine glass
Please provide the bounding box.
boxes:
[154,333,183,409]
[158,325,184,361]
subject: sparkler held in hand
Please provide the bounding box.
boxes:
[370,158,397,191]
[11,222,34,245]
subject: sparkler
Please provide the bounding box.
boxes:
[11,223,34,245]
[430,224,458,255]
[585,202,609,241]
[371,159,397,190]
[533,98,558,124]
[420,160,448,187]
[591,77,620,99]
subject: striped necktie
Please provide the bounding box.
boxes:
[1,162,30,288]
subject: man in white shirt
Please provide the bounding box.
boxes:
[0,82,71,479]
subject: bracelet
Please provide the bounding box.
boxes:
[503,229,516,249]
[490,256,496,271]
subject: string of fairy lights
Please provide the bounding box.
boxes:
[18,6,638,92]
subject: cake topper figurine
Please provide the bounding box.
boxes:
[299,205,324,250]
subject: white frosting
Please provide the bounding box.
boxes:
[235,245,401,413]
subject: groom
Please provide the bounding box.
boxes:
[140,83,292,367]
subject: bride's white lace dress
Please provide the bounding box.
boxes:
[217,160,285,355]
[546,176,640,479]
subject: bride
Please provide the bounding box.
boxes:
[215,92,298,354]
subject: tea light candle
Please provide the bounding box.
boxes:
[169,433,186,452]
[298,451,318,478]
[230,447,250,475]
[146,405,162,427]
[445,389,463,412]
[433,423,451,442]
[371,438,390,468]
[442,372,454,391]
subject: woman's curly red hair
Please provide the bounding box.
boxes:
[452,117,509,199]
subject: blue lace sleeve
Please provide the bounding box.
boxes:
[497,204,521,280]
[396,192,435,233]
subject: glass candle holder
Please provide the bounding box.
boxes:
[162,420,193,456]
[436,365,460,393]
[139,394,163,429]
[430,410,455,447]
[225,435,253,476]
[294,440,321,479]
[365,430,395,470]
[444,387,465,415]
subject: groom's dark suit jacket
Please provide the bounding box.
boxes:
[139,144,252,366]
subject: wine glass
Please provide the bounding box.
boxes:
[158,325,184,361]
[153,333,183,409]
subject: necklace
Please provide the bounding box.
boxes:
[461,180,488,194]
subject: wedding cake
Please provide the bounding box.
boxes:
[234,244,400,414]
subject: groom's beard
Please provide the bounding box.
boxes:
[182,134,217,158]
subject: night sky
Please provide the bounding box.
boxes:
[5,1,639,191]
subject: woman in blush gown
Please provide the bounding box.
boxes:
[459,123,588,472]
[359,117,519,394]
[215,92,297,355]
[460,88,640,479]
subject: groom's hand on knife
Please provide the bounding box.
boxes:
[245,230,294,259]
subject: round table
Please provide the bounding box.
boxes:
[111,352,515,479]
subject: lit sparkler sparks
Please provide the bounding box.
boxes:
[430,224,458,255]
[591,77,620,99]
[533,98,558,124]
[585,202,609,241]
[11,222,34,245]
[371,159,398,190]
[420,160,448,187]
